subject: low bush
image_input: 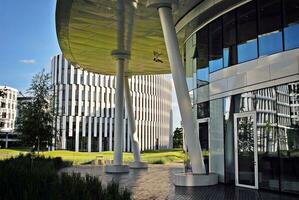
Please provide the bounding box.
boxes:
[0,154,131,200]
[149,158,166,164]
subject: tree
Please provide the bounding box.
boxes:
[17,70,54,151]
[173,127,183,148]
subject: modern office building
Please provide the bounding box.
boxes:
[0,86,18,148]
[55,0,299,191]
[52,55,172,152]
[181,0,299,194]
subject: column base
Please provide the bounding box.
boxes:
[129,161,148,169]
[105,165,130,174]
[173,173,218,187]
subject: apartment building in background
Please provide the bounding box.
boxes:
[0,86,18,148]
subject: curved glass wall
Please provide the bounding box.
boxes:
[189,0,299,74]
[224,81,299,194]
[237,1,258,63]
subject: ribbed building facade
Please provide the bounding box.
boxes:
[52,55,172,152]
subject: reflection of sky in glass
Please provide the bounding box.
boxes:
[259,31,282,56]
[237,39,258,63]
[224,96,231,120]
[197,67,209,81]
[284,23,299,50]
[223,48,229,68]
[186,77,194,91]
[209,58,223,72]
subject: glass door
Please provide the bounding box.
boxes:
[234,112,258,189]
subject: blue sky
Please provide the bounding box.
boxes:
[0,0,181,129]
[0,0,61,92]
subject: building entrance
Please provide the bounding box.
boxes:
[234,112,258,189]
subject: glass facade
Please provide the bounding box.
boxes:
[237,1,258,63]
[184,0,299,194]
[190,0,299,75]
[224,81,299,194]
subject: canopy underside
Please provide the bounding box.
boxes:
[56,0,173,75]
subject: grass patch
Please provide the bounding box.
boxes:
[0,149,185,165]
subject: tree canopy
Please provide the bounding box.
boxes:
[173,127,183,148]
[17,70,54,150]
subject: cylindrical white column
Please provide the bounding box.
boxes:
[157,6,205,174]
[114,59,125,165]
[5,133,8,148]
[124,76,141,162]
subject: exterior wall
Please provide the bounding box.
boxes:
[0,86,18,148]
[209,49,299,100]
[0,86,17,133]
[52,55,172,152]
[181,0,299,194]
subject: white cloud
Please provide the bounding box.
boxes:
[20,59,36,64]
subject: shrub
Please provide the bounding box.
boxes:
[0,154,131,200]
[150,158,166,164]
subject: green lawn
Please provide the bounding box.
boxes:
[0,149,185,165]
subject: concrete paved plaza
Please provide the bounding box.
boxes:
[60,164,299,200]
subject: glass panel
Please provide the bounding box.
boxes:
[279,82,299,194]
[185,36,196,90]
[258,0,283,56]
[196,68,209,88]
[223,11,237,67]
[209,18,223,72]
[237,115,255,186]
[195,27,209,87]
[224,96,235,184]
[256,88,279,191]
[197,101,210,119]
[198,122,209,174]
[196,27,209,69]
[284,0,299,50]
[232,81,299,193]
[237,1,258,63]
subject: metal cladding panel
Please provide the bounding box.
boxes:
[209,49,299,98]
[56,0,171,75]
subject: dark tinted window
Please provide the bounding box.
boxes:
[209,18,223,72]
[284,0,299,50]
[197,101,210,119]
[196,27,209,69]
[223,11,237,67]
[237,1,258,63]
[195,27,209,87]
[258,0,283,56]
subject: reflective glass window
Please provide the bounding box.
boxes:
[237,1,258,63]
[209,18,223,72]
[197,101,210,119]
[279,82,299,194]
[223,11,237,67]
[229,81,299,193]
[258,0,283,56]
[185,37,196,90]
[195,27,209,87]
[284,0,299,50]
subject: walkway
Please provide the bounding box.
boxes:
[60,164,299,200]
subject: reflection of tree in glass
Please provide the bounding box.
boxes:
[264,120,275,153]
[238,117,254,152]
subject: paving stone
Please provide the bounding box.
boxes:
[60,164,299,200]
